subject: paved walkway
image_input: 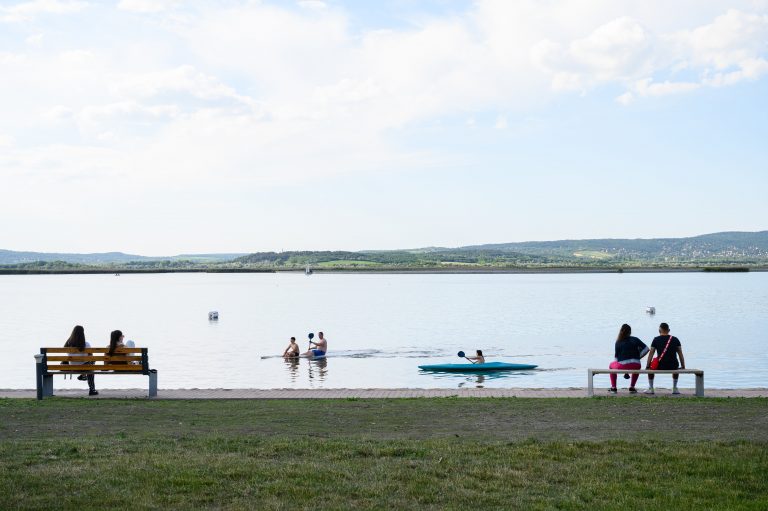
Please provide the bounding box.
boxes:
[2,388,767,399]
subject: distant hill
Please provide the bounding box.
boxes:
[456,231,768,262]
[2,231,767,269]
[0,250,245,265]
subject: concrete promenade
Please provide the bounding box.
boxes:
[2,388,767,399]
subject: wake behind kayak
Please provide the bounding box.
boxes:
[418,361,538,372]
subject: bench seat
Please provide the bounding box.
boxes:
[35,347,157,399]
[587,368,704,397]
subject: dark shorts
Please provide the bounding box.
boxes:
[658,359,679,370]
[312,349,326,357]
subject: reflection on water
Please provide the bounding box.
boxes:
[283,357,328,386]
[423,369,539,388]
[283,357,300,383]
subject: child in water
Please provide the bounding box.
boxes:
[466,350,485,364]
[283,337,300,358]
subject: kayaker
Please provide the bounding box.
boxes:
[466,349,485,364]
[303,331,327,357]
[283,337,300,358]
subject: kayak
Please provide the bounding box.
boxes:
[419,362,537,372]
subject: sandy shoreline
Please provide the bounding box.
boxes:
[4,388,768,399]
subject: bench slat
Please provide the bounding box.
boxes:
[43,348,143,353]
[46,356,142,362]
[46,364,144,372]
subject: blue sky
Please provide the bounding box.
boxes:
[1,0,766,254]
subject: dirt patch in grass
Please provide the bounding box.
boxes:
[1,397,767,442]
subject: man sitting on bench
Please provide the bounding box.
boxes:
[645,322,686,395]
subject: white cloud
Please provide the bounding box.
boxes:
[298,1,327,10]
[117,0,180,14]
[0,0,87,23]
[616,79,701,104]
[3,1,768,194]
[533,7,768,103]
[0,134,15,147]
[25,33,44,45]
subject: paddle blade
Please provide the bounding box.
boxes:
[308,333,315,340]
[457,351,465,358]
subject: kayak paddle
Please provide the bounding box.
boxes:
[457,351,478,364]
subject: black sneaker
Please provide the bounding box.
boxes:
[608,387,617,394]
[77,374,87,381]
[89,390,99,396]
[629,387,638,394]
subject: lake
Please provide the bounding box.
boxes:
[1,272,766,390]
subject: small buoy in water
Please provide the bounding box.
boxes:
[646,306,656,314]
[208,311,219,320]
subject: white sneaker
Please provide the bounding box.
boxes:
[643,388,655,395]
[672,389,681,395]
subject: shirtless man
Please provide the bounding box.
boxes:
[303,331,327,357]
[283,337,300,358]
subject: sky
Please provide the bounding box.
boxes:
[1,0,767,255]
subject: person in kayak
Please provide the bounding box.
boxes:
[608,323,649,394]
[466,350,485,364]
[303,331,327,357]
[645,322,686,395]
[283,337,300,358]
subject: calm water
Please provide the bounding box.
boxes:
[1,272,766,390]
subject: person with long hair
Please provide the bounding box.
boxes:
[608,324,649,394]
[64,325,98,396]
[107,330,127,364]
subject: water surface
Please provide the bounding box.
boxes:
[1,272,765,389]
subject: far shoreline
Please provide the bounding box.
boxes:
[0,266,765,275]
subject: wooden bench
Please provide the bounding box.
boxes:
[34,347,157,399]
[587,369,704,397]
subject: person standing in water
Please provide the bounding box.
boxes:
[283,337,300,358]
[645,323,686,395]
[303,331,327,357]
[608,324,649,394]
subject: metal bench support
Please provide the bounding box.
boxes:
[148,370,158,398]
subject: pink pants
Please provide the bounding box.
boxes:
[609,361,641,387]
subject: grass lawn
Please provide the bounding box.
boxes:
[1,398,767,510]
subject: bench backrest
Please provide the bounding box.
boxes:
[40,347,150,375]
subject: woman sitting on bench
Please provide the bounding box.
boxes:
[608,324,649,394]
[64,325,98,396]
[107,330,127,364]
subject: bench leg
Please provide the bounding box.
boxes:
[36,364,44,400]
[42,374,54,397]
[695,373,704,397]
[148,370,158,398]
[587,370,594,397]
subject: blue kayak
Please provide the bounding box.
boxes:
[419,362,537,372]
